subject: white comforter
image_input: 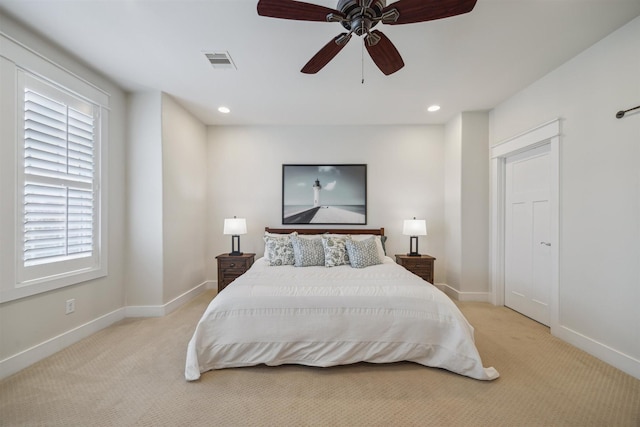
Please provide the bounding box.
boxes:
[185,257,498,381]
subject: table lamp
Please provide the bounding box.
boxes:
[402,217,427,256]
[223,216,247,256]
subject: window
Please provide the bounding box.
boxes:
[0,35,109,302]
[15,72,106,292]
[23,83,96,263]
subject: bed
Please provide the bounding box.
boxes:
[185,228,498,381]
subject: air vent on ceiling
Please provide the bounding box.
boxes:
[203,51,236,70]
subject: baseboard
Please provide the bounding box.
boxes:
[554,325,640,380]
[0,280,213,380]
[0,307,125,380]
[435,283,491,302]
[165,281,211,314]
[124,280,210,317]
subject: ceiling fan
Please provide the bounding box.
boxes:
[257,0,478,75]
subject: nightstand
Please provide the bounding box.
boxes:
[215,253,255,293]
[395,254,436,283]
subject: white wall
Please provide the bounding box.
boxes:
[444,112,490,299]
[126,92,208,309]
[444,115,462,291]
[460,112,490,295]
[206,125,446,283]
[126,92,164,307]
[0,13,127,374]
[161,94,208,303]
[490,16,640,378]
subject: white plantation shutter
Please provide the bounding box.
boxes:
[23,89,96,266]
[1,38,108,302]
[14,71,105,291]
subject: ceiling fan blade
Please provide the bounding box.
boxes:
[365,30,404,75]
[257,0,343,22]
[301,33,352,74]
[383,0,477,25]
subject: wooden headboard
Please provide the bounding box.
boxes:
[265,227,385,236]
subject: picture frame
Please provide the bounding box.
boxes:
[282,164,367,225]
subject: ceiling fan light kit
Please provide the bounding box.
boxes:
[257,0,477,75]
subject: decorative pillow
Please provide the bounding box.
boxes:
[321,235,350,267]
[290,234,325,267]
[263,233,296,266]
[345,236,382,268]
[349,234,387,260]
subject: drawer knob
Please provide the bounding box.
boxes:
[229,263,236,267]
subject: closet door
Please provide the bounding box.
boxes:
[504,144,551,326]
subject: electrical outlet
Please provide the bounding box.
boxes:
[65,298,75,315]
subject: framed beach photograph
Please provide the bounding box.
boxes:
[282,164,367,225]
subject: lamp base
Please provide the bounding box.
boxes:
[407,236,421,257]
[230,235,242,256]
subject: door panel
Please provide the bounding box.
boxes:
[532,200,551,305]
[505,145,551,326]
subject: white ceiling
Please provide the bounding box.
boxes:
[1,0,639,126]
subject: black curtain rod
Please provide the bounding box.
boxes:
[616,105,640,119]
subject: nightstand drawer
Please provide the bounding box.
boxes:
[407,265,432,275]
[399,259,429,269]
[219,260,247,272]
[220,269,245,281]
[395,254,436,283]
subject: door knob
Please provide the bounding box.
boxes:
[540,242,551,246]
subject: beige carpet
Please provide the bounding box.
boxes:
[1,290,638,426]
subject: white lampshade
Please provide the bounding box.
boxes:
[223,217,247,235]
[402,219,427,236]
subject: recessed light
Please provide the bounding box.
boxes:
[218,106,230,114]
[427,105,441,112]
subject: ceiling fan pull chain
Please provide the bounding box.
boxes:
[361,39,365,84]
